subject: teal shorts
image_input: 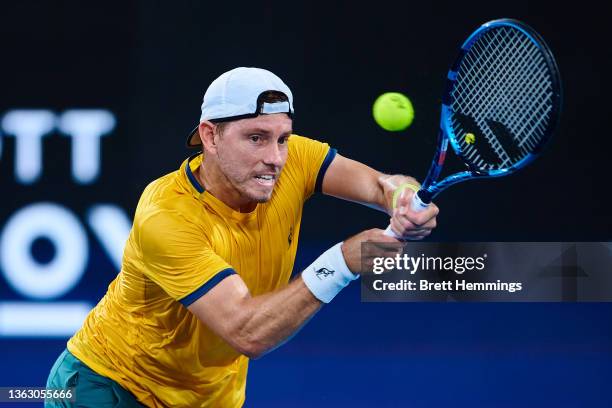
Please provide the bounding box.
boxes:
[45,349,145,408]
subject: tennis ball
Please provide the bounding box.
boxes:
[372,92,414,131]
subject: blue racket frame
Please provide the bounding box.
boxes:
[416,19,562,204]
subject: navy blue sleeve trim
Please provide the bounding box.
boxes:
[179,268,236,306]
[314,148,337,193]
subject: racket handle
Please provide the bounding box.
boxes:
[383,225,400,238]
[410,191,430,212]
[384,190,430,238]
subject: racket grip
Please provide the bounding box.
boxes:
[410,191,430,212]
[384,190,430,238]
[383,225,400,239]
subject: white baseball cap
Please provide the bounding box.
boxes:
[186,67,294,148]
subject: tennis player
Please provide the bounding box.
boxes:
[46,67,438,407]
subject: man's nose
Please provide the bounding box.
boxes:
[263,143,283,167]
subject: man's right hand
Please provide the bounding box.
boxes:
[340,228,401,274]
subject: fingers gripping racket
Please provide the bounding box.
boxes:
[385,19,562,238]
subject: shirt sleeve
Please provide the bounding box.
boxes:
[135,209,235,306]
[287,134,337,199]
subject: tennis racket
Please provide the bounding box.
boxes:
[385,18,562,238]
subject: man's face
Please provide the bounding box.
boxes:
[214,113,292,204]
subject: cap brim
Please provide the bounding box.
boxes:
[185,124,201,148]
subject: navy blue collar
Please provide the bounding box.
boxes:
[185,152,205,193]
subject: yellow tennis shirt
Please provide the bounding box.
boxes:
[67,135,336,407]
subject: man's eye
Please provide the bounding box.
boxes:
[249,135,261,142]
[278,137,288,145]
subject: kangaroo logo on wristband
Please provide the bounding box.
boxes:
[315,267,335,280]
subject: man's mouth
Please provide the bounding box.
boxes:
[253,174,276,186]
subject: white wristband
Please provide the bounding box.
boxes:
[301,242,359,303]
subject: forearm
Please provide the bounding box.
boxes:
[222,242,357,359]
[233,277,321,359]
[322,154,389,213]
[189,242,360,360]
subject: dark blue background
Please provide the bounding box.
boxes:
[1,0,611,407]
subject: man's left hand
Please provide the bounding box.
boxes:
[378,174,439,240]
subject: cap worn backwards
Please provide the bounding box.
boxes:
[186,67,294,148]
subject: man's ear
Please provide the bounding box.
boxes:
[199,121,218,153]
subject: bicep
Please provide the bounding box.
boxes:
[321,153,385,209]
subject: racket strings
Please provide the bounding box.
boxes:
[456,29,552,166]
[457,30,549,157]
[450,26,554,170]
[456,33,531,164]
[474,33,549,135]
[458,31,549,162]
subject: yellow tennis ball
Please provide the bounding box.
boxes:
[373,92,414,131]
